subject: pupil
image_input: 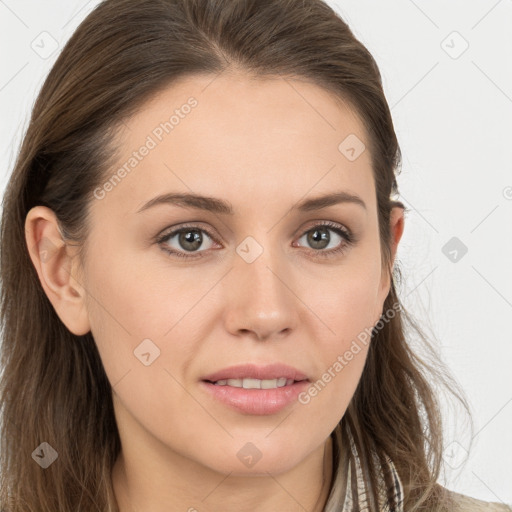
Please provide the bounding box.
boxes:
[308,227,329,249]
[180,230,202,251]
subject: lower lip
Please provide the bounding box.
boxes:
[200,380,310,415]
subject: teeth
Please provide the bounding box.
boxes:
[213,377,295,388]
[243,378,262,389]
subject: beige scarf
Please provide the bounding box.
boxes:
[325,423,404,512]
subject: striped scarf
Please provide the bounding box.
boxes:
[325,423,404,512]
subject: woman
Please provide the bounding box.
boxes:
[0,0,510,510]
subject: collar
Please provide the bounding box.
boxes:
[326,423,405,512]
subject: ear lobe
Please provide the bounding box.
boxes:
[25,206,91,336]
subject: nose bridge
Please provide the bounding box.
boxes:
[223,232,299,340]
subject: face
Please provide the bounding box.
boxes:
[38,72,399,477]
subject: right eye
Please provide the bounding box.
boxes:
[156,224,221,259]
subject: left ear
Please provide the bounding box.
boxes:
[376,206,405,320]
[388,205,405,273]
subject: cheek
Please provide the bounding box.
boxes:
[83,250,215,391]
[300,264,379,402]
[307,262,382,342]
[85,241,205,337]
[83,257,205,440]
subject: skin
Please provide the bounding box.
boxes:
[25,71,404,512]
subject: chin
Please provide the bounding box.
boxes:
[197,440,307,477]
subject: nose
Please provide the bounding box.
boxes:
[222,245,300,342]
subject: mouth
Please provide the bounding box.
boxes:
[201,362,309,385]
[203,377,307,389]
[200,363,311,415]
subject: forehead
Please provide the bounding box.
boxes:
[96,72,375,217]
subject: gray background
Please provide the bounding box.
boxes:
[0,0,511,504]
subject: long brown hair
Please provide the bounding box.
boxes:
[0,0,470,510]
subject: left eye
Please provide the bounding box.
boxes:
[295,225,349,251]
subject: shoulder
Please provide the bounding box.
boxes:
[441,487,512,512]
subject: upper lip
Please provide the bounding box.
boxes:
[202,363,309,382]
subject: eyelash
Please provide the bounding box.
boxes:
[155,221,355,260]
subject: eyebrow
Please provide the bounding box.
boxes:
[136,191,366,215]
